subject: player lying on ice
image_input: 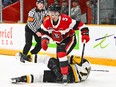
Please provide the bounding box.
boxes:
[11,54,91,84]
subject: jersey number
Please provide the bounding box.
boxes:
[62,17,68,21]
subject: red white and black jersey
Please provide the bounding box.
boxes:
[41,14,85,43]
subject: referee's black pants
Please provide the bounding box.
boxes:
[23,25,41,55]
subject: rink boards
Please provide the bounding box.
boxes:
[0,24,116,66]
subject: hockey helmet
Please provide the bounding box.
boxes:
[77,59,91,81]
[82,59,91,74]
[72,0,78,2]
[48,4,61,12]
[36,0,44,4]
[62,0,67,2]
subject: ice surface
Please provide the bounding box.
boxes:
[0,54,116,87]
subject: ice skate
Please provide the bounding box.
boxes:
[62,75,68,83]
[11,77,21,84]
[15,52,31,63]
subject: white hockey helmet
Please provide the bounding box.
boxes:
[77,59,91,81]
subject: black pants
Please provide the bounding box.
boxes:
[43,68,74,83]
[43,58,75,83]
[23,25,41,55]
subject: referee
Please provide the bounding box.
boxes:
[18,0,47,61]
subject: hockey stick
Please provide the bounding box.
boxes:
[79,40,86,66]
[79,42,109,72]
[91,69,109,72]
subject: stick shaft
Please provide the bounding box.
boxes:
[91,69,109,72]
[80,42,86,66]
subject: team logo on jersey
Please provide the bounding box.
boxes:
[54,33,60,38]
[52,31,63,42]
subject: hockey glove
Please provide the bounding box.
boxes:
[36,32,42,37]
[81,27,90,43]
[41,38,49,51]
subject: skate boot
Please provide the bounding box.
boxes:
[11,76,27,84]
[16,52,31,63]
[11,77,22,84]
[62,74,70,83]
[62,75,67,83]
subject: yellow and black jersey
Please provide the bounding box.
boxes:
[68,56,91,83]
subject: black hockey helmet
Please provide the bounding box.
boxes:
[36,0,44,4]
[72,0,78,3]
[48,4,61,12]
[62,0,67,2]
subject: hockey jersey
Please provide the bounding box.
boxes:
[41,14,85,43]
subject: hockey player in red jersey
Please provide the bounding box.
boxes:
[11,54,91,84]
[41,4,90,82]
[40,4,90,83]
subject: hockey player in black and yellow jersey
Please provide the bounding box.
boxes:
[11,54,91,83]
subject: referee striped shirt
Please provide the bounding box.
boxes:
[27,7,47,33]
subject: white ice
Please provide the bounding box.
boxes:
[0,54,116,87]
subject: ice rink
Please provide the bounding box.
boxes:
[0,54,116,87]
